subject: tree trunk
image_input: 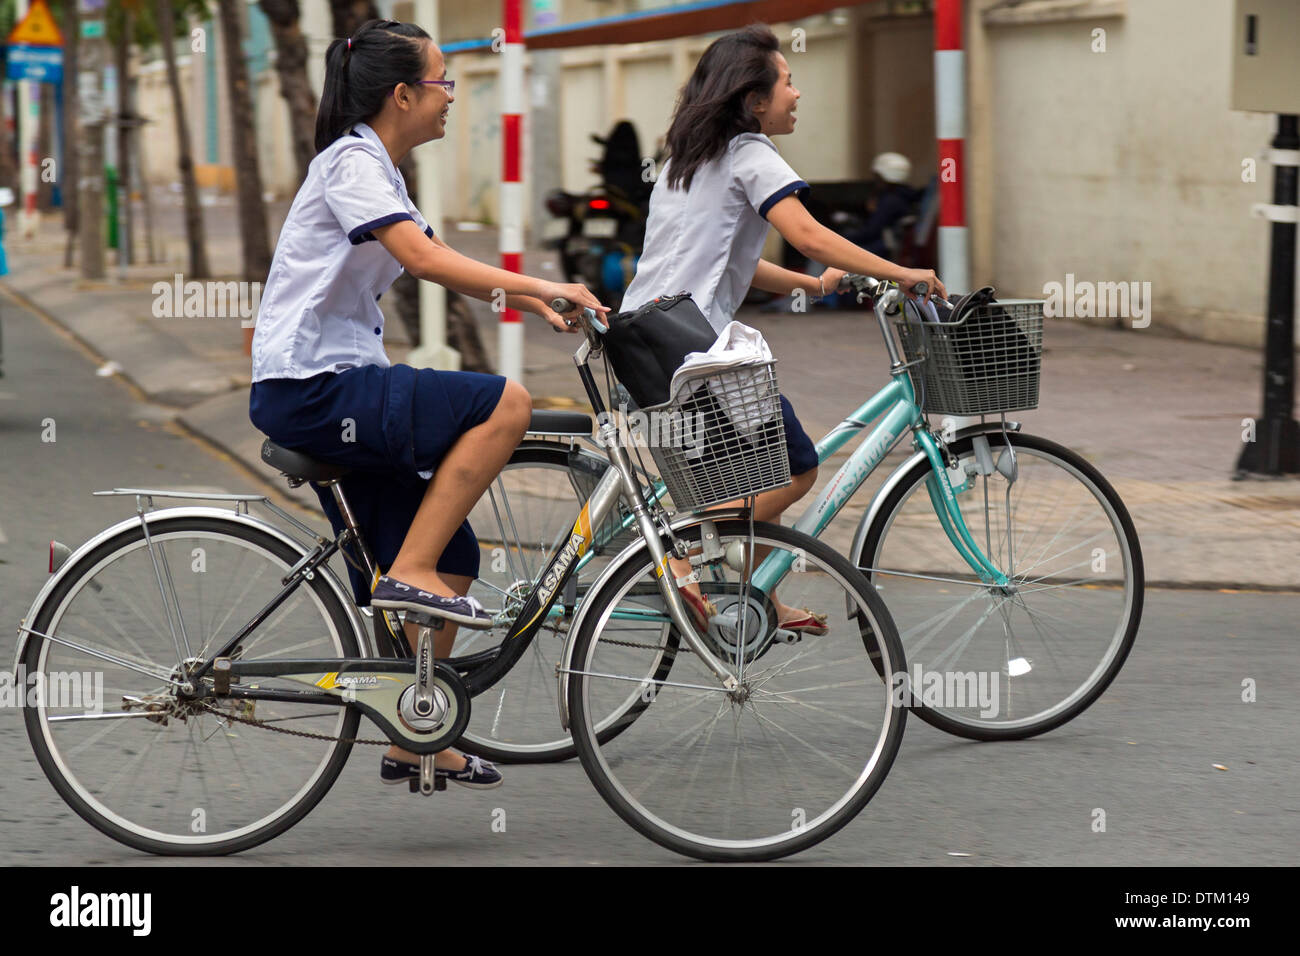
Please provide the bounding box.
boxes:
[36,82,55,210]
[329,0,380,38]
[116,7,135,266]
[216,0,272,283]
[155,0,210,278]
[258,0,315,186]
[61,0,81,267]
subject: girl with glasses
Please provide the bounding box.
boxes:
[249,19,608,791]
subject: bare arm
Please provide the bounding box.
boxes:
[766,196,947,301]
[421,233,561,322]
[372,219,607,321]
[751,259,822,296]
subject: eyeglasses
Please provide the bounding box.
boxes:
[389,79,454,98]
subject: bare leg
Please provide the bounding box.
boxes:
[387,573,473,770]
[385,379,531,599]
[667,467,819,623]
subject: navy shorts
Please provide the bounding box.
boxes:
[779,394,819,476]
[249,363,508,606]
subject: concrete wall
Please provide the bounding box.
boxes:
[971,0,1283,346]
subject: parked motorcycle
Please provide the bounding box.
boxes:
[543,120,657,308]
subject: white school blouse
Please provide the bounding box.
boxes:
[619,132,808,333]
[251,122,434,383]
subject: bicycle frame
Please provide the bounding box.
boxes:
[17,336,754,757]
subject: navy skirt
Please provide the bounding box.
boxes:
[249,363,507,606]
[778,395,819,476]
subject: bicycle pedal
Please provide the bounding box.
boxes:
[405,611,444,630]
[773,629,802,644]
[408,775,448,793]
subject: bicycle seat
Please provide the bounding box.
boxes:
[260,439,352,483]
[528,409,592,436]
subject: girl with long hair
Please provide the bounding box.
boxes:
[621,24,946,634]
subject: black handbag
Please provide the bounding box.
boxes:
[600,292,720,408]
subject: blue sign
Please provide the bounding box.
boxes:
[6,44,63,82]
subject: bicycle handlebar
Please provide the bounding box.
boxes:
[840,275,951,309]
[550,297,607,333]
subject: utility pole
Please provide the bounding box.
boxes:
[1230,2,1299,476]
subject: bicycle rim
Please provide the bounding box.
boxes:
[864,432,1143,739]
[23,518,359,853]
[570,521,906,861]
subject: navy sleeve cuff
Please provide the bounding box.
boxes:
[424,224,434,239]
[348,212,415,245]
[759,180,810,219]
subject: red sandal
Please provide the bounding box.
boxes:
[679,587,717,636]
[779,608,829,636]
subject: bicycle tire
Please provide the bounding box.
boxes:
[568,519,907,862]
[858,431,1143,740]
[23,515,362,855]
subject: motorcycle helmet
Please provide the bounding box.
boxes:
[871,152,912,185]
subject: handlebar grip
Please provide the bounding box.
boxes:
[550,298,606,333]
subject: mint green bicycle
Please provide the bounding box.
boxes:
[455,275,1143,760]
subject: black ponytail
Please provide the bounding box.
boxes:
[315,19,433,154]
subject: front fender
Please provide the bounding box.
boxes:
[555,507,749,731]
[13,506,369,677]
[848,421,1023,569]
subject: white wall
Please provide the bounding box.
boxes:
[981,0,1279,344]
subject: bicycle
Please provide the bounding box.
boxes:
[15,305,907,862]
[481,276,1144,750]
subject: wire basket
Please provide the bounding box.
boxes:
[636,361,791,512]
[894,299,1044,415]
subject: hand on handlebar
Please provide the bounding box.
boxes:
[539,302,583,333]
[818,267,847,298]
[542,282,609,323]
[899,269,947,304]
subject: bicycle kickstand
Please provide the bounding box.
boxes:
[408,612,447,796]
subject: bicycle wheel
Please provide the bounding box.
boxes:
[22,515,362,855]
[858,431,1143,740]
[568,519,907,862]
[457,440,644,763]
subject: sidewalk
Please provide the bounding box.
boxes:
[3,204,1298,589]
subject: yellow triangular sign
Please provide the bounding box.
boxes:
[8,0,64,48]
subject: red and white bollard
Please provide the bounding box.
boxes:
[935,0,969,296]
[499,0,525,383]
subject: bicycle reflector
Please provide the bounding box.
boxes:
[50,540,71,574]
[588,198,611,210]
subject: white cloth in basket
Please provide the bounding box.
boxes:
[669,321,779,441]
